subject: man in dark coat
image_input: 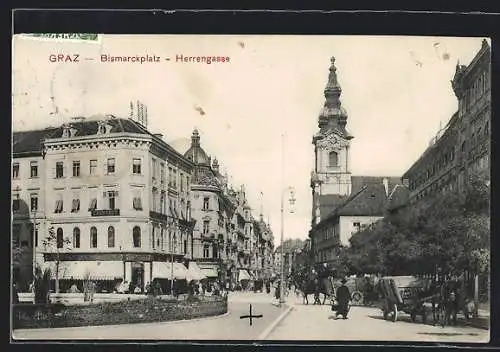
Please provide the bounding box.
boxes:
[335,278,351,319]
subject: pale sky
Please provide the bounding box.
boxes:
[12,35,488,241]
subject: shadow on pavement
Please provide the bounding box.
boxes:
[418,332,480,337]
[367,314,489,331]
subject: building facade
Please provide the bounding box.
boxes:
[12,115,195,293]
[402,39,491,200]
[309,57,404,267]
[182,129,274,288]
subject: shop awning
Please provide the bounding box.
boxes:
[42,261,123,280]
[199,266,219,278]
[187,261,207,282]
[238,269,251,281]
[152,262,188,280]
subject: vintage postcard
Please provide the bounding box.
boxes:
[11,34,490,343]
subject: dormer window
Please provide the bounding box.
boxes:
[62,124,78,138]
[62,125,71,138]
[97,121,113,135]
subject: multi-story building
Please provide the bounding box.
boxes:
[252,215,275,281]
[274,239,305,278]
[12,129,50,290]
[402,39,491,201]
[12,114,195,293]
[182,129,274,287]
[309,57,405,267]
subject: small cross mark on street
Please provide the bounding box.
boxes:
[240,304,263,326]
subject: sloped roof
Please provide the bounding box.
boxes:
[387,184,410,211]
[337,183,387,217]
[315,194,347,220]
[12,117,185,160]
[13,128,59,154]
[351,176,400,195]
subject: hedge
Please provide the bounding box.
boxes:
[13,295,228,329]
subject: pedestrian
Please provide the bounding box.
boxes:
[12,282,19,304]
[89,281,96,303]
[335,278,351,319]
[274,280,281,305]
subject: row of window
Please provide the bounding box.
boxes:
[409,120,489,193]
[151,158,187,191]
[468,119,490,154]
[54,226,184,250]
[460,69,490,115]
[12,161,39,179]
[12,158,143,180]
[11,190,146,214]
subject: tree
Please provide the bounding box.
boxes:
[12,241,32,290]
[339,171,490,278]
[42,226,71,293]
[33,265,52,303]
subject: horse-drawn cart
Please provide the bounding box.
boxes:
[378,276,434,323]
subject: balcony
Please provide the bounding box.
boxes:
[150,211,168,222]
[91,209,120,217]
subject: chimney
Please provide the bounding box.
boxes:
[383,178,389,197]
[153,133,163,140]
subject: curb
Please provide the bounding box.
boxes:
[12,311,231,334]
[257,304,294,341]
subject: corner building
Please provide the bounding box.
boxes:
[12,115,194,293]
[402,39,491,201]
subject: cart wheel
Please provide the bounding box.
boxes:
[392,304,398,322]
[351,291,363,305]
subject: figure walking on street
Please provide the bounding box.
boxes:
[336,278,351,319]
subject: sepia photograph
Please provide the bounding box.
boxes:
[11,34,490,342]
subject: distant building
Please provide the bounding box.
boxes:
[182,129,274,287]
[308,57,407,267]
[402,39,491,201]
[274,239,305,277]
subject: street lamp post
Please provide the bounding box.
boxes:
[170,230,174,296]
[279,133,296,305]
[32,212,37,303]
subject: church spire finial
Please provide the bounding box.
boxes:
[324,56,341,98]
[317,56,349,131]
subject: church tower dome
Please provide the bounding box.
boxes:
[317,57,353,140]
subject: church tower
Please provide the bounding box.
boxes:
[310,57,354,225]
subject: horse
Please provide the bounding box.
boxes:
[297,277,332,305]
[426,278,471,327]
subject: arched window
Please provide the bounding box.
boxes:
[213,243,218,259]
[133,226,141,248]
[56,228,64,248]
[73,227,80,248]
[328,151,338,167]
[108,226,115,248]
[90,226,97,248]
